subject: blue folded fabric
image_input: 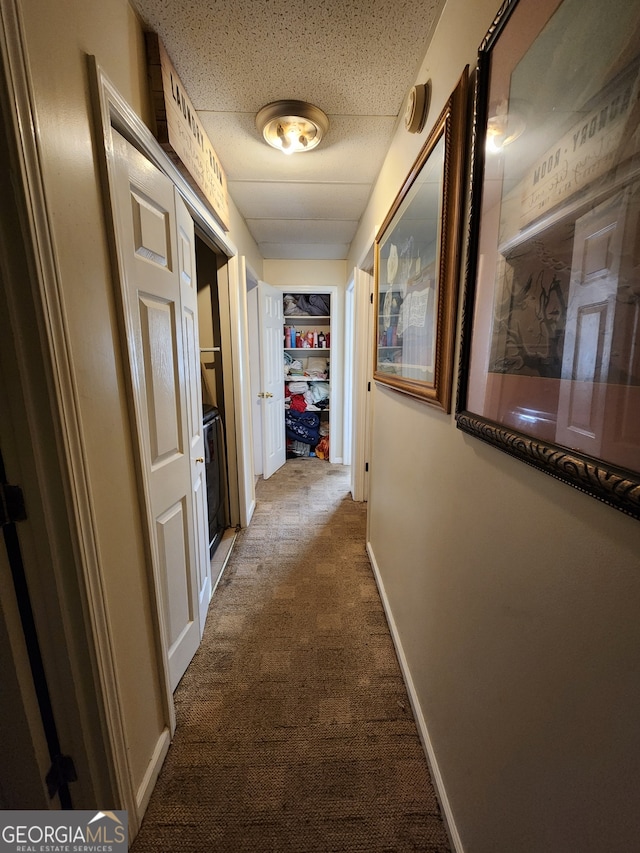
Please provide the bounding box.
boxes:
[285,409,320,445]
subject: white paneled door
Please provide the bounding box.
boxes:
[175,189,212,636]
[111,131,209,692]
[258,280,286,479]
[556,188,630,460]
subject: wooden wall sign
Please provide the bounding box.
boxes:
[146,33,230,231]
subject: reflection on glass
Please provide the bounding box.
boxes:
[376,135,445,383]
[469,0,640,472]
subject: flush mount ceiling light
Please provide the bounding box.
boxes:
[256,100,329,155]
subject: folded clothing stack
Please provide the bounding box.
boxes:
[285,409,321,446]
[283,293,330,316]
[303,382,330,410]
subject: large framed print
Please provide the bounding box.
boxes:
[457,0,640,518]
[374,69,468,412]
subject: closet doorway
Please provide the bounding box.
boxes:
[195,235,232,568]
[248,282,344,474]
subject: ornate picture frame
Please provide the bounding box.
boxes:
[456,0,640,518]
[373,69,468,412]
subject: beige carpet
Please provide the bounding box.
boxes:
[131,460,450,852]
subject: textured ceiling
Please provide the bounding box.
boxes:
[131,0,447,260]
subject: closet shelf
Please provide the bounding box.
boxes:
[284,315,330,321]
[284,347,331,352]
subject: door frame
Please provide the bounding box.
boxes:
[214,254,256,527]
[343,278,355,467]
[350,243,375,501]
[277,283,343,463]
[258,279,287,479]
[234,256,256,526]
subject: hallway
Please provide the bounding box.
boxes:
[130,460,450,852]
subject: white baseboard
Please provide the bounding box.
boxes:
[135,726,171,824]
[366,541,464,853]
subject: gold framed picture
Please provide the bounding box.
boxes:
[373,68,468,412]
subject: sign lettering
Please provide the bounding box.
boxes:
[146,33,230,231]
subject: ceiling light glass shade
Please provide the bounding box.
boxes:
[256,100,329,155]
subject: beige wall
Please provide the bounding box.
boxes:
[264,258,347,287]
[228,199,264,283]
[352,0,640,850]
[15,0,261,815]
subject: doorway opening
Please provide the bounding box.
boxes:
[248,281,344,479]
[195,235,230,557]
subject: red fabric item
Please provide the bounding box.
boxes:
[290,394,307,412]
